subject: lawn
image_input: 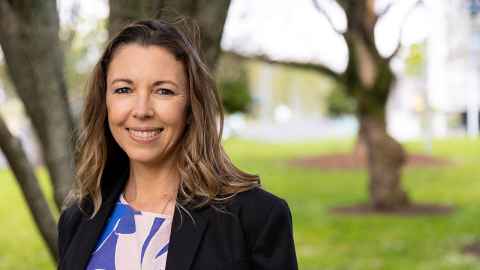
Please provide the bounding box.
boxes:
[1,138,479,269]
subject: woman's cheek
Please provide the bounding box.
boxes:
[108,98,133,123]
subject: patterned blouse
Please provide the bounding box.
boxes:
[86,193,173,270]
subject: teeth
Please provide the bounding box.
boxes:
[128,129,162,139]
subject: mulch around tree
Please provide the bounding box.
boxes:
[289,153,454,216]
[289,153,452,170]
[463,242,480,257]
[330,203,455,216]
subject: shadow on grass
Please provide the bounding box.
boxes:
[330,203,455,216]
[463,242,480,257]
[289,153,452,170]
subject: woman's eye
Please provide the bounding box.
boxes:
[156,88,174,95]
[113,87,130,94]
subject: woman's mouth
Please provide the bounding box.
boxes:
[126,128,164,143]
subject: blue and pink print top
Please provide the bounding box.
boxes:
[86,194,173,270]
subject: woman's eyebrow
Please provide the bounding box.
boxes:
[110,78,179,88]
[152,80,179,88]
[110,78,133,85]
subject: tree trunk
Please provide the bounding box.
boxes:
[360,111,410,210]
[285,0,413,209]
[0,0,76,209]
[108,0,231,70]
[0,116,58,261]
[353,124,368,160]
[108,0,164,37]
[160,0,231,69]
[344,19,409,209]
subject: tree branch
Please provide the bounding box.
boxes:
[312,0,345,36]
[227,51,345,84]
[375,2,395,23]
[0,114,58,261]
[385,0,424,61]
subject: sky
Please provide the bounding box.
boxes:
[56,0,436,74]
[222,0,435,73]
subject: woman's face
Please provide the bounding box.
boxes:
[106,44,188,166]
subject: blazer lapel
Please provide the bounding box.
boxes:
[165,204,210,270]
[60,169,128,270]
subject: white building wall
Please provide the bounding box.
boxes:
[388,0,480,140]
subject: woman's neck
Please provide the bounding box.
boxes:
[124,158,180,211]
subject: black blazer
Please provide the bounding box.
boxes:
[57,170,298,270]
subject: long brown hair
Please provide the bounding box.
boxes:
[68,19,260,217]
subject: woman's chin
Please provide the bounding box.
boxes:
[126,152,163,165]
[125,149,176,166]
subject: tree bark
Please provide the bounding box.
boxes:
[359,112,409,209]
[108,0,231,69]
[353,125,368,160]
[353,64,410,210]
[0,115,58,261]
[108,0,164,37]
[0,0,76,209]
[160,0,231,69]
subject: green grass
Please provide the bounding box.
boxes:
[223,137,480,270]
[1,137,480,269]
[0,168,55,269]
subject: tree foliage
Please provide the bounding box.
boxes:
[326,84,357,116]
[216,54,253,114]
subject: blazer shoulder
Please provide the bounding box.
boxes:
[230,186,290,213]
[59,203,84,228]
[226,186,293,247]
[58,203,84,260]
[235,188,298,269]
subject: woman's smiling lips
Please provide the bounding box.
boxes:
[126,127,164,144]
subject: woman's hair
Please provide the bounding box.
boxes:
[68,18,260,217]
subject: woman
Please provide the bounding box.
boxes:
[57,19,298,270]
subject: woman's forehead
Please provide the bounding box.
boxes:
[107,44,187,88]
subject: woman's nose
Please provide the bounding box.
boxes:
[132,94,154,119]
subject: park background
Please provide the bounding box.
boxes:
[1,0,480,269]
